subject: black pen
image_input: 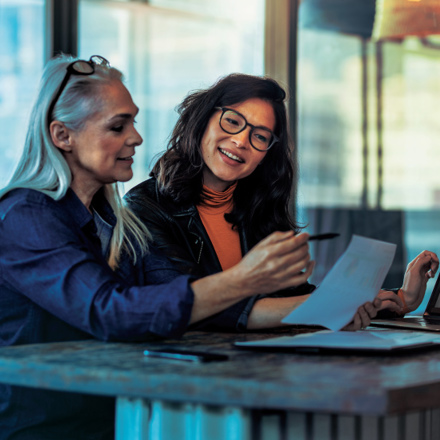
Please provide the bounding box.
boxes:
[308,233,340,241]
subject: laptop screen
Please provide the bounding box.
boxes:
[424,271,440,317]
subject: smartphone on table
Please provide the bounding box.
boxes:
[143,348,229,363]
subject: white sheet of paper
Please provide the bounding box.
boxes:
[281,235,397,331]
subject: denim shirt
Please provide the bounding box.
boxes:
[0,187,195,439]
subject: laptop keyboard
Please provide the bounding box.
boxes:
[384,316,440,323]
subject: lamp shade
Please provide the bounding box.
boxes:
[299,0,440,40]
[373,0,440,40]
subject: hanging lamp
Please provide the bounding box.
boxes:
[373,0,440,40]
[299,0,440,40]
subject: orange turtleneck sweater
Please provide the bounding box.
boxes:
[196,183,242,271]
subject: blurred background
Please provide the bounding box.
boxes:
[2,0,440,313]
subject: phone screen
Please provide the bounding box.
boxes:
[143,348,229,363]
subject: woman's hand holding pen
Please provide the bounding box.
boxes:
[189,231,313,325]
[231,231,314,295]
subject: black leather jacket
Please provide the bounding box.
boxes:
[124,178,316,331]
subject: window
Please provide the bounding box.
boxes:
[296,4,440,312]
[0,0,45,188]
[78,0,265,192]
[297,30,364,208]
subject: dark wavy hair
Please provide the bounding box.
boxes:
[151,73,299,246]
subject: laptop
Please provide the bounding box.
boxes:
[371,272,440,332]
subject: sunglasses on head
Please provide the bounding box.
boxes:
[48,55,110,122]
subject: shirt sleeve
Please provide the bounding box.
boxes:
[0,197,194,341]
[118,243,257,332]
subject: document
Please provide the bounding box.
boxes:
[282,235,397,331]
[235,328,440,352]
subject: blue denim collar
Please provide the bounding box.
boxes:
[59,187,117,231]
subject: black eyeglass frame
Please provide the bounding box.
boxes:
[215,106,279,152]
[48,55,110,123]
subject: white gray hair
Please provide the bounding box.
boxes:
[1,54,150,268]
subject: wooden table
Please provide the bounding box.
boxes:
[1,329,440,440]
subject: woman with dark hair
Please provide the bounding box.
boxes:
[152,73,296,246]
[124,73,434,330]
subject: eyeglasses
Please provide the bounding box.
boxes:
[215,107,279,151]
[48,55,110,122]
